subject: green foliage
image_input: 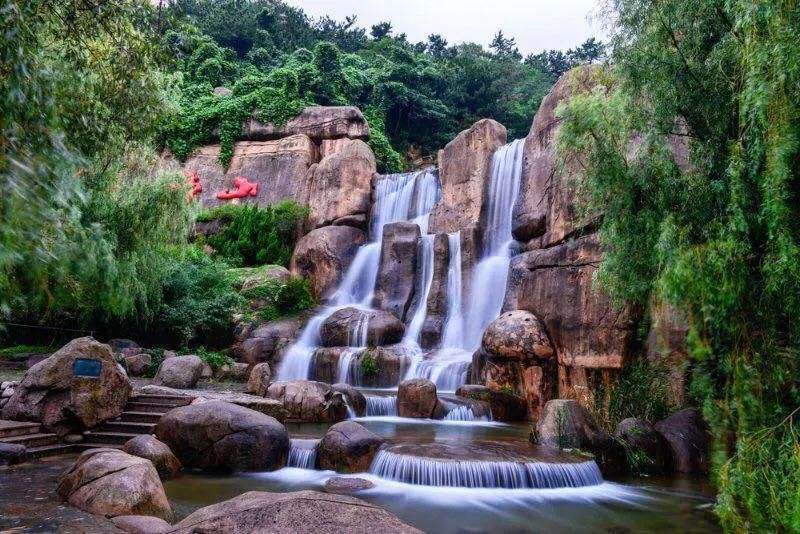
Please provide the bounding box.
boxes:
[360,352,378,378]
[558,1,800,529]
[242,277,316,322]
[202,201,308,267]
[0,345,51,361]
[195,346,233,370]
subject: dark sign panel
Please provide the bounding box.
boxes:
[73,358,102,378]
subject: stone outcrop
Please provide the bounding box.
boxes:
[123,435,182,480]
[0,442,27,466]
[112,515,172,534]
[242,106,370,143]
[311,346,410,388]
[372,222,421,321]
[615,418,673,474]
[305,139,376,230]
[397,378,446,419]
[332,383,366,417]
[234,317,302,366]
[57,448,172,520]
[320,307,405,347]
[141,385,288,421]
[536,399,625,475]
[170,490,421,534]
[2,337,131,436]
[153,354,205,389]
[123,352,151,377]
[419,233,451,348]
[155,401,289,472]
[654,408,710,474]
[246,362,272,396]
[482,310,554,360]
[291,226,366,299]
[455,385,527,422]
[317,421,384,473]
[265,380,348,423]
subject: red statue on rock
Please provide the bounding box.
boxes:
[216,177,259,200]
[185,171,203,200]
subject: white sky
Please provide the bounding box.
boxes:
[284,0,607,55]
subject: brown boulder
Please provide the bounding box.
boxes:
[112,515,172,534]
[324,477,375,494]
[372,222,421,321]
[124,352,151,377]
[123,435,182,480]
[482,310,554,360]
[317,421,385,473]
[170,490,421,534]
[57,448,172,520]
[265,380,348,423]
[291,226,366,299]
[2,337,131,436]
[320,307,405,347]
[246,362,272,396]
[615,417,673,474]
[234,317,302,366]
[654,408,710,474]
[153,354,204,389]
[419,233,451,348]
[455,384,527,422]
[332,383,366,417]
[214,362,250,382]
[352,346,411,388]
[397,378,446,419]
[305,139,376,230]
[155,401,289,472]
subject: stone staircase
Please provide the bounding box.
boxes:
[0,420,73,460]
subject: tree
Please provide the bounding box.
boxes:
[370,21,392,40]
[426,33,450,59]
[489,30,521,60]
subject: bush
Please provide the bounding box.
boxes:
[203,201,308,267]
[360,352,378,378]
[240,276,316,321]
[195,346,233,370]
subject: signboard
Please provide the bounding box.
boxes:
[73,358,102,378]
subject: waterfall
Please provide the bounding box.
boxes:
[365,395,398,416]
[287,439,319,469]
[277,169,440,382]
[403,234,436,345]
[440,232,464,348]
[369,451,603,489]
[336,348,363,385]
[443,405,490,422]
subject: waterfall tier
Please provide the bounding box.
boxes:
[287,438,319,469]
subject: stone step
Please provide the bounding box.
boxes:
[130,394,192,407]
[97,421,156,435]
[0,420,41,439]
[126,402,176,414]
[118,411,162,424]
[26,443,78,460]
[81,431,137,446]
[75,443,124,452]
[3,432,61,448]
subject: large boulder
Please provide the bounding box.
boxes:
[112,515,172,534]
[245,362,272,396]
[123,352,151,377]
[482,310,554,360]
[123,435,182,480]
[615,418,673,475]
[153,354,204,389]
[155,401,289,472]
[372,222,420,321]
[397,378,446,419]
[0,442,27,466]
[170,490,421,534]
[234,317,302,366]
[332,383,366,417]
[317,421,384,473]
[265,380,348,423]
[310,347,352,384]
[242,106,370,142]
[536,399,625,475]
[419,233,451,348]
[291,226,366,299]
[311,346,411,388]
[429,119,507,235]
[305,139,376,230]
[455,384,528,422]
[2,337,131,436]
[320,307,405,347]
[57,449,172,520]
[654,408,711,474]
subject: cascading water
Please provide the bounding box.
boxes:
[403,234,435,345]
[369,450,603,489]
[443,405,490,422]
[365,395,398,416]
[287,439,319,469]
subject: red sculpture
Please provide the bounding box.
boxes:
[185,171,203,200]
[216,177,258,200]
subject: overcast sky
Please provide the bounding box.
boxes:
[283,0,607,55]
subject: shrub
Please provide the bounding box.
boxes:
[195,346,233,370]
[360,352,378,377]
[240,276,316,321]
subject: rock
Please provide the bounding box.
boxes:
[265,381,348,423]
[214,362,250,382]
[123,435,182,480]
[171,490,420,534]
[200,362,213,380]
[213,86,232,97]
[317,421,384,473]
[324,477,376,494]
[234,317,302,365]
[320,307,405,347]
[305,139,376,230]
[108,339,139,354]
[112,515,172,534]
[124,352,151,377]
[57,448,172,520]
[419,233,450,348]
[141,385,288,421]
[246,362,272,396]
[311,346,410,388]
[331,383,366,417]
[2,337,131,436]
[0,442,27,466]
[153,354,204,389]
[504,234,636,370]
[654,408,710,474]
[64,433,84,444]
[155,401,289,472]
[615,418,673,474]
[429,119,507,234]
[455,384,527,422]
[397,378,446,419]
[242,106,370,142]
[180,136,318,209]
[372,222,421,321]
[482,310,554,360]
[240,265,292,292]
[536,399,625,475]
[291,226,366,299]
[310,347,351,384]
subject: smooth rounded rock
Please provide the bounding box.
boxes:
[123,435,182,480]
[112,515,172,534]
[482,310,554,360]
[324,477,376,494]
[246,362,272,396]
[265,381,348,423]
[654,408,710,474]
[615,417,673,474]
[320,307,405,347]
[291,226,366,299]
[331,383,366,417]
[397,378,445,419]
[153,355,205,389]
[317,421,384,473]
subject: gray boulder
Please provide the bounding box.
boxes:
[153,354,204,389]
[123,435,182,480]
[265,380,348,423]
[332,383,366,417]
[655,408,710,474]
[320,307,405,347]
[246,362,272,396]
[112,515,172,534]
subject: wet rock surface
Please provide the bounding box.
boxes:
[655,408,711,475]
[323,476,376,494]
[317,421,384,473]
[123,435,182,480]
[372,221,421,321]
[265,380,348,423]
[397,378,446,419]
[320,307,405,347]
[291,226,366,299]
[455,384,528,422]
